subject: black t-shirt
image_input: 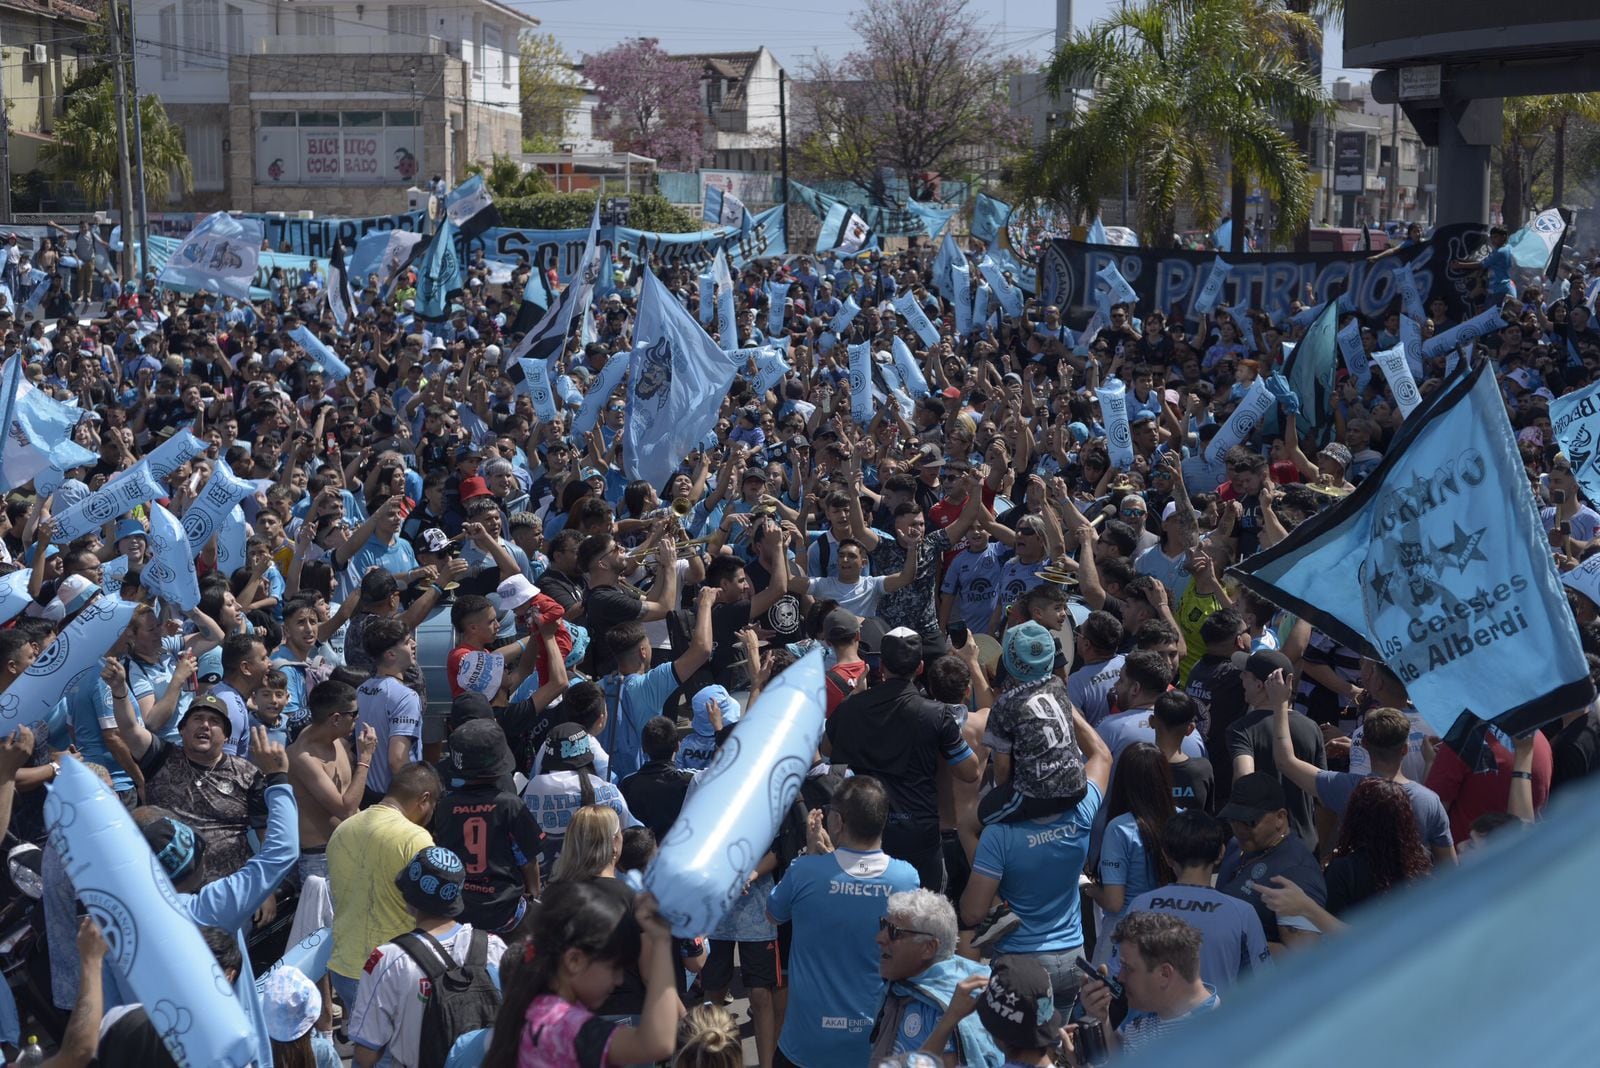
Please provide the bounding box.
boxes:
[619,760,695,841]
[1217,833,1327,944]
[1553,716,1600,790]
[97,1006,178,1068]
[1324,851,1381,917]
[584,584,644,676]
[432,781,544,931]
[745,559,803,646]
[1169,756,1214,814]
[1226,708,1327,853]
[709,601,753,692]
[538,568,586,613]
[825,678,967,826]
[1184,654,1243,740]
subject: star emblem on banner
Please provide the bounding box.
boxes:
[1432,523,1488,572]
[1368,566,1395,607]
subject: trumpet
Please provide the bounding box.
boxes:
[671,496,694,518]
[640,536,711,562]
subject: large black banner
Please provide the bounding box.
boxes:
[1038,223,1486,327]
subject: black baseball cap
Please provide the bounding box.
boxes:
[1230,648,1294,679]
[1217,772,1289,823]
[977,957,1062,1050]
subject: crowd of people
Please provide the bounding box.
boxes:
[0,201,1596,1068]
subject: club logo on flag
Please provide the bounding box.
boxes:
[633,336,674,402]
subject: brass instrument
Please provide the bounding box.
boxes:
[671,496,694,518]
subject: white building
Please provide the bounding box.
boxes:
[671,46,784,171]
[131,0,535,213]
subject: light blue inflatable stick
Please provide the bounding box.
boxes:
[642,649,826,938]
[46,758,256,1067]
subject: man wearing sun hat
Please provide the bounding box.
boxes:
[347,845,507,1068]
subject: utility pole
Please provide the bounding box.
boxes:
[778,68,788,241]
[0,27,11,223]
[125,0,150,280]
[107,0,136,281]
[1387,99,1400,224]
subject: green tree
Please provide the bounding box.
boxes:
[465,154,551,199]
[520,32,582,151]
[1496,94,1600,225]
[495,191,698,232]
[43,72,192,207]
[1022,0,1329,249]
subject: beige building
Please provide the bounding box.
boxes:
[0,0,97,197]
[132,0,534,214]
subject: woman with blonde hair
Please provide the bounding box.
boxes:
[550,804,622,883]
[673,1001,742,1068]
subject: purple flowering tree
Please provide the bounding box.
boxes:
[583,37,705,172]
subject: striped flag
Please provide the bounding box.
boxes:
[351,229,425,299]
[326,241,355,332]
[816,202,873,255]
[704,186,748,230]
[444,174,501,238]
[505,203,602,396]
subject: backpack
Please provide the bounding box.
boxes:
[393,928,502,1068]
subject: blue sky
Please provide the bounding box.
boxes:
[515,0,1365,84]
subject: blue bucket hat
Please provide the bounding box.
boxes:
[395,846,466,918]
[690,684,741,737]
[114,519,146,543]
[1002,621,1057,684]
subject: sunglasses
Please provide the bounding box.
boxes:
[878,917,933,942]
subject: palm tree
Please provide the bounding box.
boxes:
[1497,94,1600,225]
[43,75,192,208]
[1021,0,1330,249]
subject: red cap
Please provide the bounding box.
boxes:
[458,475,493,502]
[942,386,962,400]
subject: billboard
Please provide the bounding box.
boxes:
[1334,131,1366,195]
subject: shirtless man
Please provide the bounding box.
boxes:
[286,679,375,879]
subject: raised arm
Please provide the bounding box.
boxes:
[1267,669,1320,796]
[104,657,153,759]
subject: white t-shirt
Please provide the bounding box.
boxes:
[348,923,507,1068]
[521,769,641,838]
[807,574,889,618]
[1348,708,1437,781]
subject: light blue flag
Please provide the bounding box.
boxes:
[50,462,163,544]
[951,262,973,338]
[1194,257,1232,316]
[1284,301,1342,441]
[443,174,499,238]
[217,504,248,578]
[623,268,741,489]
[1550,379,1600,504]
[21,268,47,317]
[766,281,788,337]
[555,374,583,407]
[1505,208,1566,270]
[814,202,875,255]
[1214,218,1234,251]
[0,595,137,738]
[907,200,956,240]
[156,212,264,300]
[142,502,200,611]
[891,336,930,399]
[978,257,1024,319]
[972,193,1011,245]
[593,243,616,301]
[1394,260,1426,322]
[830,294,861,337]
[0,359,96,493]
[1226,304,1254,349]
[142,428,208,485]
[703,186,747,229]
[1569,334,1585,371]
[697,271,715,327]
[1074,297,1110,357]
[1337,316,1370,381]
[893,291,940,350]
[1291,300,1330,328]
[972,282,992,336]
[1098,376,1135,471]
[572,354,632,437]
[180,459,253,555]
[413,218,463,322]
[1087,217,1109,245]
[847,342,875,425]
[753,345,791,397]
[989,243,1037,294]
[1231,359,1594,738]
[287,324,351,382]
[1095,262,1138,308]
[932,232,965,303]
[517,357,558,423]
[1422,306,1511,360]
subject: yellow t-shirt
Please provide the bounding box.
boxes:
[326,803,434,980]
[1175,583,1225,684]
